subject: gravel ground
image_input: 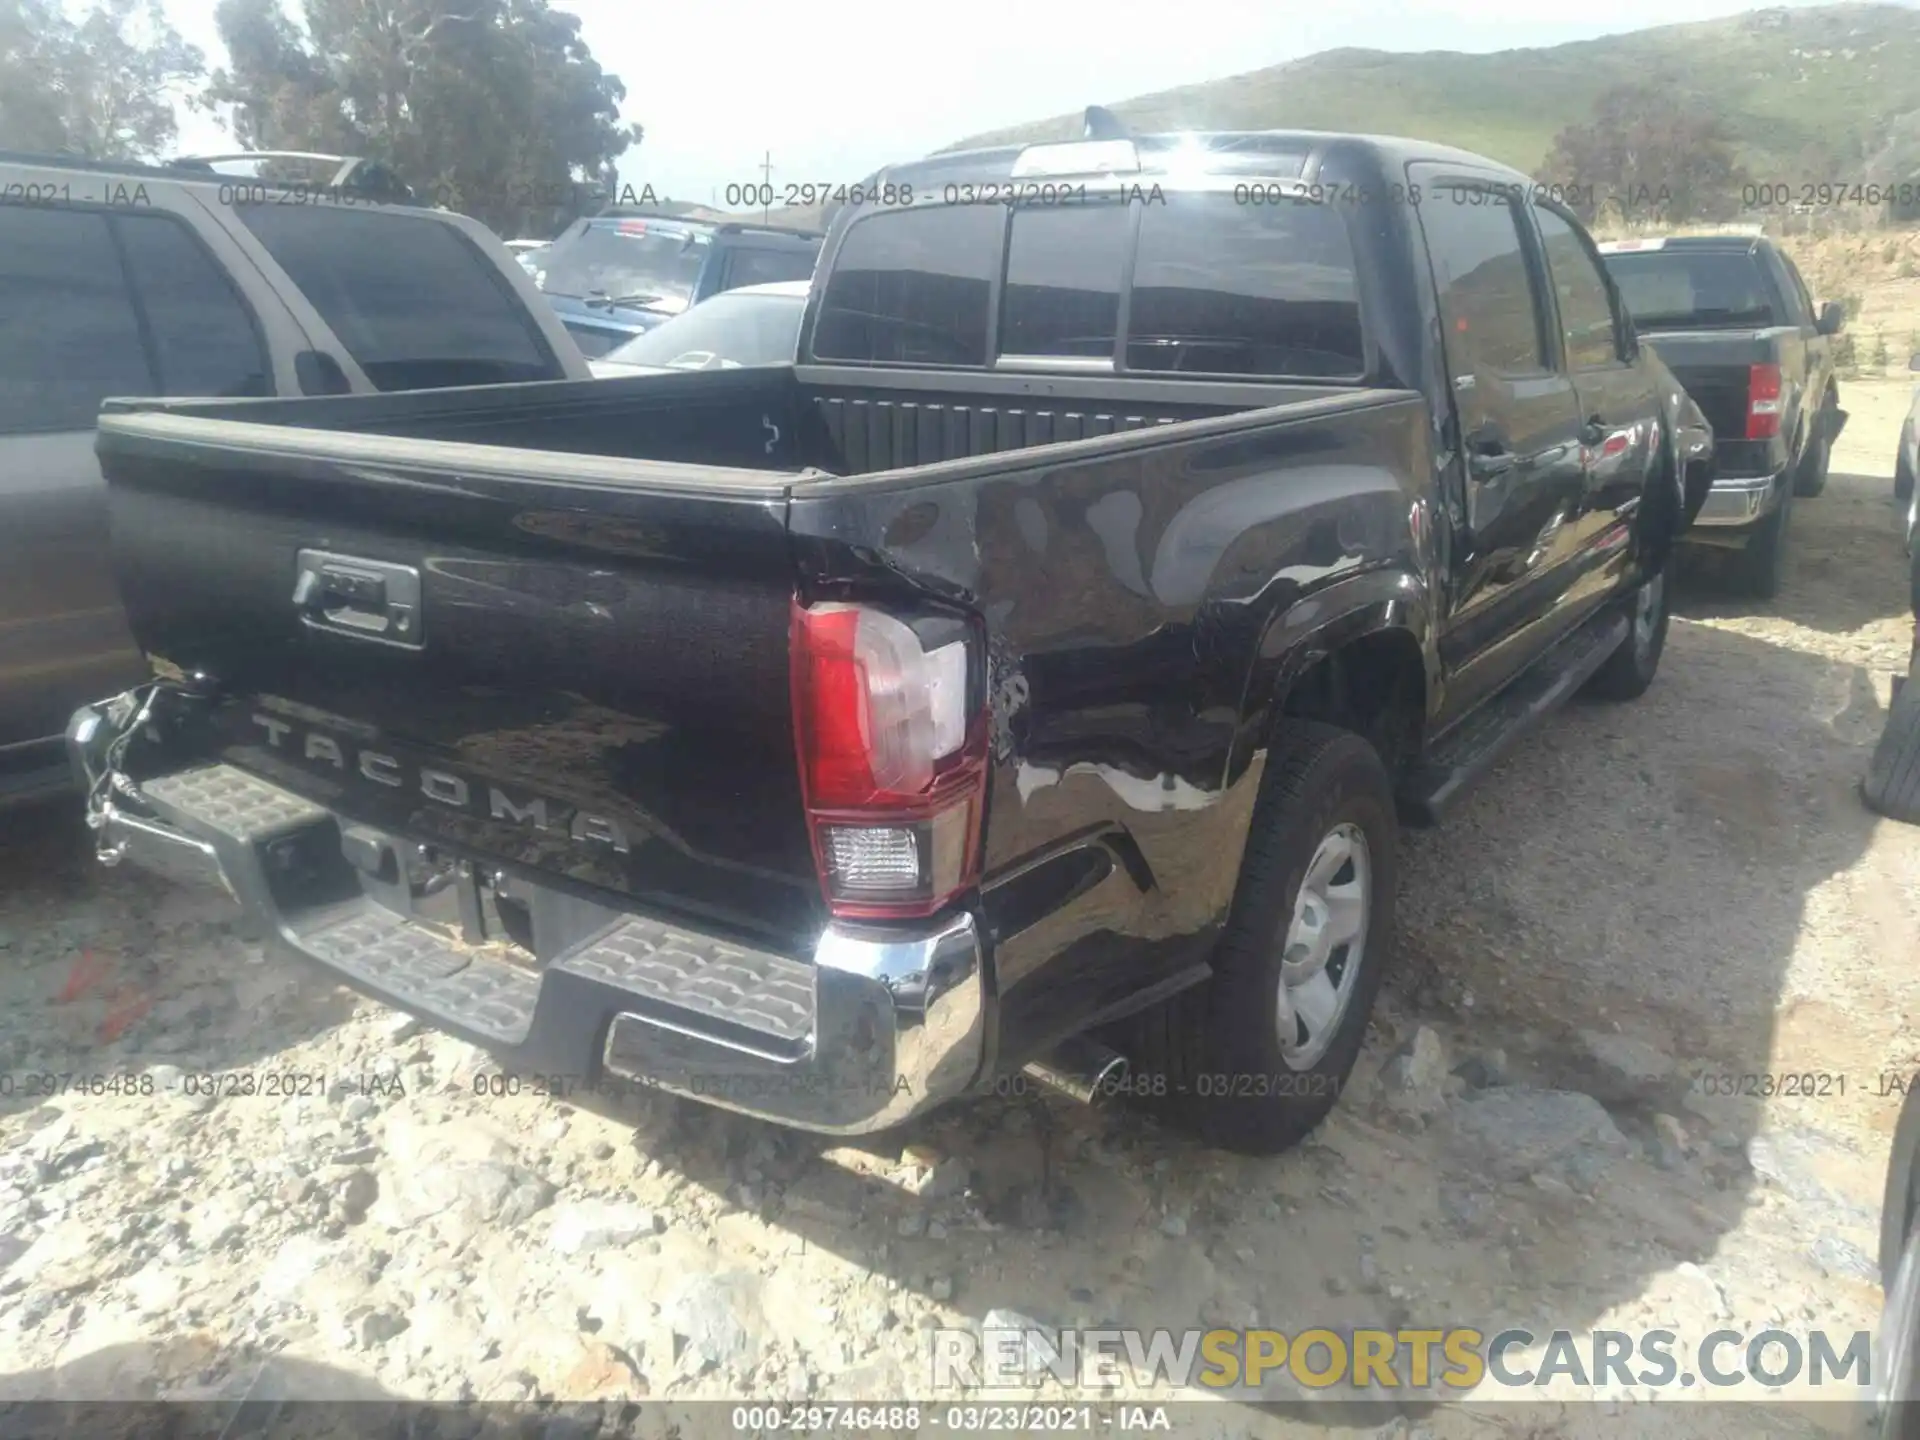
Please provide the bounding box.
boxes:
[0,386,1916,1437]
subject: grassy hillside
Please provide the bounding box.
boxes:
[946,3,1920,182]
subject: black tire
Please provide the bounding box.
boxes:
[1793,402,1833,498]
[1729,485,1792,599]
[1121,722,1398,1155]
[1881,1079,1920,1438]
[1865,672,1920,825]
[1583,560,1671,702]
[1897,423,1914,504]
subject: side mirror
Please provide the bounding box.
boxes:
[1909,353,1920,373]
[1816,300,1845,336]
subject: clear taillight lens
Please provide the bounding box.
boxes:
[790,600,986,919]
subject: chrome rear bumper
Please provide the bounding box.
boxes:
[68,708,985,1135]
[1691,475,1779,528]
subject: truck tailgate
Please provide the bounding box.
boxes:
[94,410,822,952]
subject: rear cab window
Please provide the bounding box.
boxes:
[812,187,1366,380]
[234,205,564,390]
[1600,244,1784,332]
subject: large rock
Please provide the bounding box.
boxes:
[665,1271,765,1375]
[1379,1025,1451,1123]
[1445,1087,1629,1182]
[547,1201,661,1257]
[1568,1030,1682,1104]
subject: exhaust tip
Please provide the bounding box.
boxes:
[1022,1035,1131,1106]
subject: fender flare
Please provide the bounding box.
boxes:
[1226,566,1437,785]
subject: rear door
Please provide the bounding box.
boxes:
[0,194,281,753]
[1531,202,1661,609]
[218,202,588,387]
[1410,171,1588,718]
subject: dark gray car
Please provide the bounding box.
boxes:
[0,149,590,807]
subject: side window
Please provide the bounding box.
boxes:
[1000,202,1129,360]
[1533,206,1622,369]
[1126,194,1364,378]
[235,206,563,390]
[812,204,1000,366]
[114,211,269,398]
[720,247,817,292]
[0,202,153,434]
[1779,253,1815,327]
[1416,186,1549,388]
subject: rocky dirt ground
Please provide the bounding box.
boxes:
[0,385,1917,1439]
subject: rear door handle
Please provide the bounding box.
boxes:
[1466,425,1516,480]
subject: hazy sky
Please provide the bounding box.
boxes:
[161,0,1848,208]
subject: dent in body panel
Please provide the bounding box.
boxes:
[790,394,1431,1043]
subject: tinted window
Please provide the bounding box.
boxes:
[812,204,1000,366]
[236,206,561,390]
[1774,251,1814,326]
[1126,195,1364,377]
[1419,189,1546,380]
[600,290,805,369]
[721,246,817,292]
[1534,207,1620,368]
[1601,249,1778,331]
[1001,203,1129,359]
[541,221,711,306]
[0,203,152,433]
[116,211,268,398]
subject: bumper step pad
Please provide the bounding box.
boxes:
[556,917,815,1051]
[296,906,540,1046]
[143,763,327,840]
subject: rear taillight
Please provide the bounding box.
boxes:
[790,600,987,920]
[1746,363,1783,440]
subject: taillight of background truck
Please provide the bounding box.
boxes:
[1746,363,1783,440]
[789,600,987,919]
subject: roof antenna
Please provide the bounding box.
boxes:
[1083,105,1129,141]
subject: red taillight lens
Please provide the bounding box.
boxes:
[790,599,986,919]
[1746,363,1783,440]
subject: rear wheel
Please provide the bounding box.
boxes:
[1123,722,1398,1155]
[1583,561,1670,702]
[1730,485,1792,599]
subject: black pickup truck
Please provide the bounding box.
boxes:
[69,126,1711,1154]
[1599,233,1846,598]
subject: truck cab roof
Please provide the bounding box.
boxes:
[885,128,1535,189]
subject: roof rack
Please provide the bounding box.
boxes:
[594,204,823,240]
[175,151,415,201]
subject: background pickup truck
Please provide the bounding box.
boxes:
[1599,233,1846,598]
[71,126,1710,1155]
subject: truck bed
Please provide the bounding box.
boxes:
[93,364,1415,971]
[100,363,1355,486]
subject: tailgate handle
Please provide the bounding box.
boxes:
[293,549,423,649]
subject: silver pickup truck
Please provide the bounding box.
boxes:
[0,149,589,807]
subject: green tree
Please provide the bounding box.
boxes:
[209,0,640,236]
[1538,82,1748,227]
[0,0,203,158]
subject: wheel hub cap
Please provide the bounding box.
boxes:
[1275,823,1371,1070]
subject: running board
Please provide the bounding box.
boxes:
[1396,610,1629,827]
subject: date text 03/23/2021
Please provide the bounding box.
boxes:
[728,1405,1170,1433]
